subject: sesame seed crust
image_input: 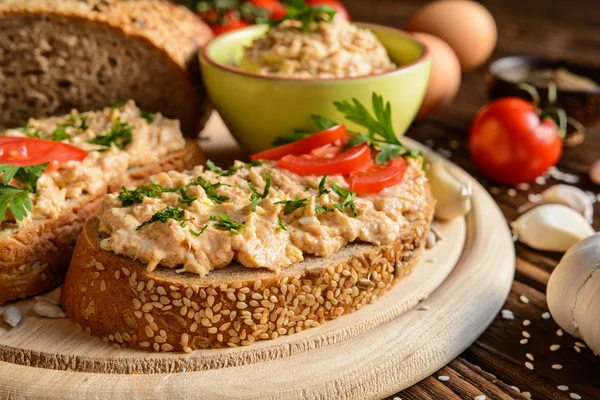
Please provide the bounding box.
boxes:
[61,186,434,352]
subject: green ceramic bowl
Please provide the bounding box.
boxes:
[200,23,432,154]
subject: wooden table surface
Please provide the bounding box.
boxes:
[336,0,600,399]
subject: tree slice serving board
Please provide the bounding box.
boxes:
[0,115,515,399]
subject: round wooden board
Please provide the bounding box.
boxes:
[0,115,515,399]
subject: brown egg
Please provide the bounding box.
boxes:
[412,32,461,119]
[405,0,497,71]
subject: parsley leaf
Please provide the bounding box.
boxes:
[334,93,425,166]
[118,181,178,206]
[330,182,358,217]
[310,114,337,130]
[190,176,230,204]
[315,201,335,214]
[206,159,223,174]
[275,196,309,215]
[248,173,271,212]
[0,163,48,221]
[51,125,71,141]
[277,216,287,231]
[218,160,268,177]
[87,117,132,151]
[178,187,198,206]
[272,0,337,31]
[136,206,187,230]
[141,111,154,124]
[318,175,329,195]
[211,212,245,234]
[271,115,338,146]
[189,224,208,237]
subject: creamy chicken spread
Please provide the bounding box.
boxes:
[98,158,428,276]
[1,101,185,228]
[241,19,396,78]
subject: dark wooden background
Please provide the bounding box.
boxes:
[336,0,600,399]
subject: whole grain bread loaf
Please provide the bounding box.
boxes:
[61,187,434,352]
[0,0,213,136]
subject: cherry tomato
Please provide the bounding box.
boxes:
[277,143,371,176]
[305,0,350,20]
[248,0,287,20]
[469,98,563,185]
[347,156,406,194]
[208,20,251,35]
[251,125,348,161]
[0,137,88,168]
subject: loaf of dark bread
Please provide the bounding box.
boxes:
[0,0,213,136]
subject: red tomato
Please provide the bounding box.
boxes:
[209,20,251,35]
[277,143,371,176]
[469,98,563,185]
[251,125,348,161]
[305,0,350,20]
[0,137,88,169]
[348,156,406,194]
[248,0,287,20]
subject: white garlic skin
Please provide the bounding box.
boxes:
[513,204,595,252]
[426,161,472,220]
[518,184,593,223]
[547,233,600,354]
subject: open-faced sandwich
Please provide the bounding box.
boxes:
[61,94,435,352]
[0,101,204,304]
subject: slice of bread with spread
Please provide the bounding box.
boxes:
[61,159,434,351]
[0,0,213,136]
[0,101,205,304]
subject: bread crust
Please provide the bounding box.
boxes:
[61,187,434,352]
[0,139,205,305]
[0,0,213,136]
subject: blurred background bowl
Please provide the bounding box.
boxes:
[200,23,432,154]
[487,56,600,141]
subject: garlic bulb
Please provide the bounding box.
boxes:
[513,204,595,252]
[426,160,472,220]
[518,184,594,223]
[547,233,600,355]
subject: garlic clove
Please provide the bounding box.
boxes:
[547,233,600,354]
[513,204,595,252]
[518,184,594,223]
[426,160,472,220]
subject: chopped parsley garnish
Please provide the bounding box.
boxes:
[318,175,329,195]
[111,102,124,109]
[315,202,335,215]
[66,114,88,131]
[206,159,268,177]
[248,173,271,212]
[87,117,132,151]
[136,206,187,230]
[211,212,245,234]
[334,93,424,167]
[190,176,230,204]
[330,182,358,217]
[17,124,40,138]
[141,111,154,124]
[276,196,309,215]
[51,125,71,141]
[277,216,287,231]
[0,163,48,221]
[271,0,337,31]
[189,224,208,237]
[178,187,198,206]
[118,181,179,206]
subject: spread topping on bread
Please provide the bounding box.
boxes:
[0,101,185,227]
[97,157,429,277]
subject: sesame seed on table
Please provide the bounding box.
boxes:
[335,0,600,398]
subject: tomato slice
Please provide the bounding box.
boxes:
[249,0,287,20]
[251,125,347,161]
[0,137,88,167]
[347,156,406,194]
[277,143,371,176]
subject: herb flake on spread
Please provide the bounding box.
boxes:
[248,173,271,212]
[136,206,188,230]
[141,111,154,124]
[0,163,47,221]
[330,182,358,217]
[211,212,245,234]
[276,196,310,215]
[207,159,268,177]
[277,216,287,231]
[190,176,230,204]
[118,181,179,206]
[88,117,133,151]
[190,224,208,237]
